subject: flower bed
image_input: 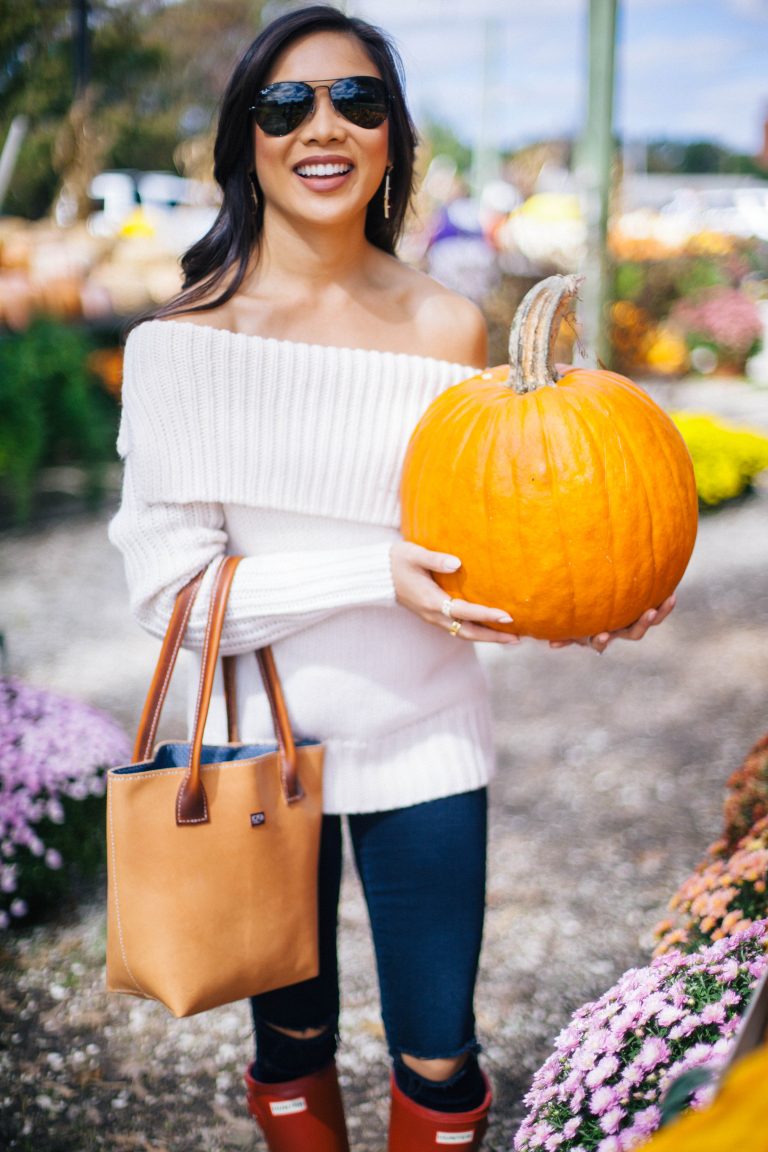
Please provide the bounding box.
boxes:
[0,676,129,929]
[514,923,768,1152]
[653,817,768,958]
[669,286,763,373]
[609,241,767,378]
[720,733,768,855]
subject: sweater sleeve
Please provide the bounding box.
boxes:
[108,456,398,654]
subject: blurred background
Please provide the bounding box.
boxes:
[3,9,768,1149]
[1,0,767,524]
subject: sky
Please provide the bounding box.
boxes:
[349,0,768,157]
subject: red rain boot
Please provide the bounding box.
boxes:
[244,1061,350,1152]
[387,1068,493,1150]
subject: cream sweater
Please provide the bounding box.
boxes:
[109,320,495,813]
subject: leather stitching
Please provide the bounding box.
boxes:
[107,782,149,996]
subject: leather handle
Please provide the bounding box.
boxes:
[133,569,240,761]
[174,556,302,825]
[222,655,239,743]
[133,569,205,762]
[257,646,302,803]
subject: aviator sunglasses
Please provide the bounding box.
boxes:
[249,75,390,137]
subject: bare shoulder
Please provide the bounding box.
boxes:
[155,296,237,331]
[392,262,488,368]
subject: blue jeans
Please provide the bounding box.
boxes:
[250,788,488,1063]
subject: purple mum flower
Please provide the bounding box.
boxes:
[0,676,129,928]
[600,1107,625,1136]
[634,1035,670,1074]
[590,1085,621,1116]
[585,1055,620,1088]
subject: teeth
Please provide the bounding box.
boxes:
[296,163,352,177]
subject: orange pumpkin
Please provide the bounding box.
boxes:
[400,274,698,641]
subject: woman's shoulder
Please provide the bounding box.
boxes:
[385,259,488,369]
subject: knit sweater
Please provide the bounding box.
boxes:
[109,319,495,813]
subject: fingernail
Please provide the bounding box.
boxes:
[646,610,658,623]
[497,613,513,623]
[596,633,610,644]
[443,557,461,572]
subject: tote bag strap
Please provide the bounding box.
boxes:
[221,649,296,795]
[178,556,302,823]
[132,558,302,822]
[133,570,243,760]
[133,569,205,761]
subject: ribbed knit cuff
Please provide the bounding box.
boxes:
[233,540,396,615]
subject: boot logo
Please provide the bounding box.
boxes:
[269,1096,307,1116]
[436,1134,475,1145]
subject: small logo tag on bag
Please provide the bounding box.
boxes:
[436,1133,475,1145]
[269,1097,307,1116]
[250,811,266,827]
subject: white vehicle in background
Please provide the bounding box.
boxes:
[86,169,218,252]
[659,185,768,241]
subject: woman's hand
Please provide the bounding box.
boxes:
[390,542,520,644]
[548,594,677,655]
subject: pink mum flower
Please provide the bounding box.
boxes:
[586,1055,620,1088]
[634,1036,669,1073]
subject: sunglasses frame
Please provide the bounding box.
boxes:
[249,75,391,137]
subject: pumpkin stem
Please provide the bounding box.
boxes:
[507,273,584,394]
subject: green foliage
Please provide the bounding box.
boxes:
[0,319,119,522]
[421,119,473,175]
[0,0,267,219]
[610,243,756,326]
[646,138,768,180]
[4,792,106,925]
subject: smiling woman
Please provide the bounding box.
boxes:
[111,4,498,1151]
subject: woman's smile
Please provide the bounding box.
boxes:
[293,154,355,192]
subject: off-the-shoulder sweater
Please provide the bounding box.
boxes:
[109,319,495,813]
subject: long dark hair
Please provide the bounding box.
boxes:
[145,4,418,324]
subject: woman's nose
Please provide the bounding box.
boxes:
[301,86,346,140]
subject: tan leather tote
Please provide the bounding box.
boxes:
[106,555,323,1018]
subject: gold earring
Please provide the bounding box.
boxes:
[383,166,392,221]
[249,172,259,213]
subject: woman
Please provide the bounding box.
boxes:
[109,7,673,1149]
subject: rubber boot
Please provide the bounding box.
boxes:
[244,1061,350,1152]
[387,1068,493,1151]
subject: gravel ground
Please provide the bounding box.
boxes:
[2,379,768,1151]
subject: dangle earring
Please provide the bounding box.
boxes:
[249,171,260,214]
[383,165,392,221]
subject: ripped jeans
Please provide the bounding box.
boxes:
[250,788,487,1073]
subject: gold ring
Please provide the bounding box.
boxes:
[449,620,462,637]
[441,598,455,619]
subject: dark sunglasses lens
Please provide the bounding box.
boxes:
[331,77,389,128]
[253,83,313,136]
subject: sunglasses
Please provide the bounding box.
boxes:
[250,75,390,137]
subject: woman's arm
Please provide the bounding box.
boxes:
[109,457,397,654]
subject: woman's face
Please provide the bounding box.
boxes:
[252,31,390,235]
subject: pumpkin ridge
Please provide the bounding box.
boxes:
[469,398,509,607]
[536,389,579,637]
[566,377,676,616]
[558,388,620,630]
[606,400,660,605]
[481,403,506,617]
